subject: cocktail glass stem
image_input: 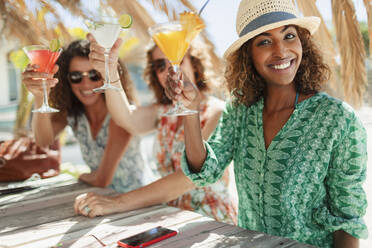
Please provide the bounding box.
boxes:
[32,79,59,113]
[162,65,198,116]
[41,79,49,109]
[103,51,111,88]
[93,49,122,92]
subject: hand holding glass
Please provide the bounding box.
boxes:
[149,15,204,116]
[88,17,122,92]
[23,45,61,113]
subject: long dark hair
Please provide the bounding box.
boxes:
[49,40,136,121]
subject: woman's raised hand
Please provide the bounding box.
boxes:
[86,33,122,78]
[22,64,59,99]
[165,67,201,111]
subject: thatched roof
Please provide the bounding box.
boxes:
[0,0,371,132]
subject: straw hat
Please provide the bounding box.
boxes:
[224,0,321,58]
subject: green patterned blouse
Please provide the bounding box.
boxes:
[182,93,368,248]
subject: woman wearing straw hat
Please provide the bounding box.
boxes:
[167,0,368,247]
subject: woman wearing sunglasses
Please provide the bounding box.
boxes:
[22,40,150,195]
[74,34,237,224]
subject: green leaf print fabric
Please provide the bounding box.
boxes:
[181,93,367,248]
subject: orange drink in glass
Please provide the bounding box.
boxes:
[152,24,189,66]
[149,12,205,116]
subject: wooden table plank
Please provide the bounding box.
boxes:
[0,205,183,247]
[77,216,223,248]
[78,210,212,248]
[0,203,165,236]
[0,206,200,247]
[0,174,78,206]
[0,175,316,248]
[0,184,113,217]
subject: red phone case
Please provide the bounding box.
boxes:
[117,229,177,248]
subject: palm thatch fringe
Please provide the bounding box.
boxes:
[107,0,155,40]
[54,0,85,17]
[1,0,370,132]
[332,0,367,107]
[0,0,71,45]
[148,0,196,20]
[103,0,156,65]
[296,0,341,97]
[0,0,226,132]
[363,0,372,58]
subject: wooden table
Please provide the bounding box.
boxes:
[0,174,315,248]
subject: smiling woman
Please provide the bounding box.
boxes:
[226,24,329,107]
[166,0,369,247]
[21,40,150,194]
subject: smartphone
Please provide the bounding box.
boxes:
[117,226,177,248]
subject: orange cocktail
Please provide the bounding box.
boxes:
[148,12,205,116]
[152,27,188,66]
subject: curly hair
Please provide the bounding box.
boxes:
[225,26,331,107]
[143,41,221,105]
[49,40,137,120]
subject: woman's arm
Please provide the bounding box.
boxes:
[32,112,67,147]
[106,90,159,135]
[183,114,207,172]
[22,64,66,146]
[333,230,359,248]
[74,170,195,217]
[182,96,225,172]
[79,120,132,187]
[162,67,207,172]
[324,112,367,244]
[87,34,158,135]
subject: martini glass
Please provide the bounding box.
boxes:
[88,16,122,92]
[23,45,62,113]
[149,21,202,116]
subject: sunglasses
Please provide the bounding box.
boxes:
[67,70,102,84]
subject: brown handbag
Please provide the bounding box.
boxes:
[0,137,61,182]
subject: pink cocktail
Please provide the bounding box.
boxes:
[26,49,60,73]
[23,45,62,113]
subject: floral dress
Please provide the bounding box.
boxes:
[182,93,368,247]
[153,101,237,224]
[67,113,148,193]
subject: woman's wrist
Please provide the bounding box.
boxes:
[113,194,131,212]
[108,71,122,88]
[187,92,202,111]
